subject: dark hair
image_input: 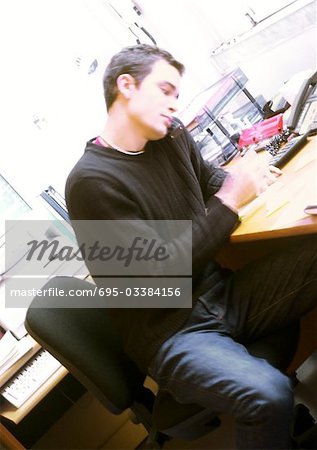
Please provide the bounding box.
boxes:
[102,44,185,110]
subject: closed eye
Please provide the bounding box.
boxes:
[158,82,179,99]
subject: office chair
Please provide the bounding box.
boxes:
[25,276,299,449]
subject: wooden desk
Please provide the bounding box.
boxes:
[0,364,68,424]
[233,135,317,242]
[0,337,67,449]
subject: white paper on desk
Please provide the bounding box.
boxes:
[0,332,33,376]
[293,151,316,173]
[269,204,307,230]
[265,182,290,216]
[0,330,18,365]
[0,284,27,339]
[238,196,266,221]
[238,181,287,221]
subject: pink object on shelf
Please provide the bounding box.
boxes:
[238,114,284,147]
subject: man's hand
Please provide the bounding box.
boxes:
[215,150,282,212]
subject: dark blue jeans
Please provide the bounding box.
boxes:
[149,236,317,449]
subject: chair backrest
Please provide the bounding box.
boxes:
[25,276,148,414]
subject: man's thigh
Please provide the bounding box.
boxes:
[149,329,292,415]
[228,235,317,340]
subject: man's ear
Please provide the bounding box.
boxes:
[116,74,136,100]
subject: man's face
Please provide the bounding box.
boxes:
[127,59,181,141]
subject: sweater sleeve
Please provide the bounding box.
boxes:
[168,121,239,276]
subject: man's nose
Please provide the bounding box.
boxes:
[168,96,178,113]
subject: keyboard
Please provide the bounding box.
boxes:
[0,348,62,408]
[269,132,309,168]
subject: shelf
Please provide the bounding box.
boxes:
[178,68,264,166]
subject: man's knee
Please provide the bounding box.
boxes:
[234,367,293,422]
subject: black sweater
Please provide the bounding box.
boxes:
[65,123,238,372]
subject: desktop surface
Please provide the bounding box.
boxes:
[232,135,317,242]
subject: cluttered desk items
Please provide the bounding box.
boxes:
[230,69,317,239]
[238,69,317,161]
[235,135,317,241]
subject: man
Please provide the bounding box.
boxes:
[65,44,317,449]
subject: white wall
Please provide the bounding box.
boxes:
[0,0,136,203]
[239,25,316,100]
[209,0,316,100]
[136,0,316,101]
